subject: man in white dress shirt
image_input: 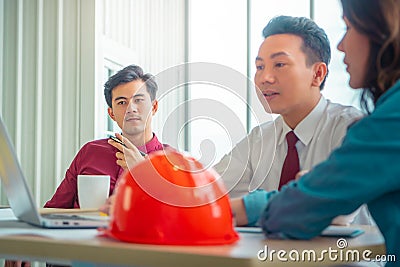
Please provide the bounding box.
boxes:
[213,16,370,226]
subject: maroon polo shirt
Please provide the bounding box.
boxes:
[44,134,165,208]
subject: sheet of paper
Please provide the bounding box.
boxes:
[0,223,99,240]
[235,227,263,233]
[321,225,364,237]
[235,225,365,238]
[0,208,100,240]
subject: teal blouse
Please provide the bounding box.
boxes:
[244,80,400,266]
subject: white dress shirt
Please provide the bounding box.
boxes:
[214,96,364,198]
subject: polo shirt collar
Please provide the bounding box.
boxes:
[137,133,163,154]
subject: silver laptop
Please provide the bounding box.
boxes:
[0,116,108,228]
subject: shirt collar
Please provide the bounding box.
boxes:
[137,133,163,154]
[278,96,327,146]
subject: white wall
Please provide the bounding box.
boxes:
[0,0,100,206]
[100,0,187,145]
[0,0,186,207]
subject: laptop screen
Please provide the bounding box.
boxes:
[0,116,42,225]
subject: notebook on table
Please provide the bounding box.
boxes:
[0,116,108,228]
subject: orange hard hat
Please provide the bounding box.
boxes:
[105,149,239,245]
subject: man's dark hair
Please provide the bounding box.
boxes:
[262,15,331,90]
[104,64,158,108]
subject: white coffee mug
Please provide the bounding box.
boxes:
[77,175,110,209]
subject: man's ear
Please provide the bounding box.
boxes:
[312,62,328,87]
[107,107,116,121]
[152,100,159,115]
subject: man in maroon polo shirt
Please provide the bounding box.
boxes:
[45,65,166,208]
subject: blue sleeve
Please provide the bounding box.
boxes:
[261,103,400,239]
[243,189,277,226]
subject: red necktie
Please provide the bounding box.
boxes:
[278,131,299,190]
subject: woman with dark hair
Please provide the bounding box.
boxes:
[239,0,400,264]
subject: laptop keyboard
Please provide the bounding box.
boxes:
[42,214,93,221]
